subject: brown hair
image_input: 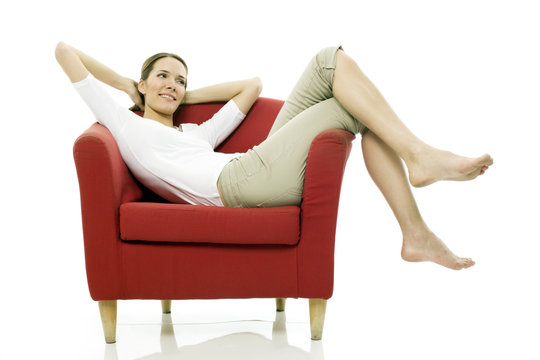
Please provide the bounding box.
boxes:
[130,52,188,112]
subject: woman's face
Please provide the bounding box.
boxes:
[138,57,187,116]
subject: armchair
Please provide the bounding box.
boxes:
[73,97,356,343]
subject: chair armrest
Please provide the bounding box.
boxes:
[73,123,143,300]
[298,129,356,299]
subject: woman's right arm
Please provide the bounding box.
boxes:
[55,42,143,109]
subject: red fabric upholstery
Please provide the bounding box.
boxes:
[120,203,300,245]
[73,97,355,301]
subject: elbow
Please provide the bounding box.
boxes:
[55,41,69,62]
[250,77,263,97]
[255,77,263,94]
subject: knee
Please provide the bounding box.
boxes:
[335,49,356,69]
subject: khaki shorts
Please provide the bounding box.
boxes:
[217,46,367,208]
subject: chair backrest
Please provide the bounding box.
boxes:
[173,97,284,154]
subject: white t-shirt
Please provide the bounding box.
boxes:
[74,74,246,206]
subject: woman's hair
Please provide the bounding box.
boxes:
[130,52,188,112]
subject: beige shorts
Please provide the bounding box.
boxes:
[217,46,367,208]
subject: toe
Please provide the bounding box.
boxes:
[456,257,475,269]
[464,258,475,268]
[480,154,494,166]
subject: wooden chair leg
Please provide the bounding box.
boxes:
[309,299,327,340]
[161,300,172,314]
[98,300,117,344]
[276,298,286,312]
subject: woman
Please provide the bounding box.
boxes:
[55,42,492,270]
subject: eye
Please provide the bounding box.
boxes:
[176,79,186,86]
[157,73,167,78]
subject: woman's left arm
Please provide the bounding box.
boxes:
[183,78,262,115]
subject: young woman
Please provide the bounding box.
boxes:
[55,42,492,271]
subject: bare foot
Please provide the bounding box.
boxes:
[407,146,493,187]
[401,230,475,270]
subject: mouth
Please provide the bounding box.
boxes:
[159,93,177,102]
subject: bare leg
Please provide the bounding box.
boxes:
[362,131,475,270]
[333,50,493,187]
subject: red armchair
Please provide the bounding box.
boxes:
[73,97,356,343]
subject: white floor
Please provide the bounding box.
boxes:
[4,275,540,360]
[75,300,327,360]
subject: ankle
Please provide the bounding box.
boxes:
[401,142,427,167]
[402,225,432,245]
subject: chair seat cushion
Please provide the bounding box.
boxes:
[119,202,300,245]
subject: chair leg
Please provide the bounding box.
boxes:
[276,298,286,312]
[98,300,117,344]
[309,299,327,340]
[161,300,172,314]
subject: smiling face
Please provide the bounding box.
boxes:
[138,57,188,120]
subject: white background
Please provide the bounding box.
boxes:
[1,0,539,359]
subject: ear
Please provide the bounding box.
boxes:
[138,79,146,94]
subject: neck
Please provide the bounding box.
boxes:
[143,107,174,128]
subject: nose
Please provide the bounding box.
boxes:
[162,76,178,91]
[166,80,177,91]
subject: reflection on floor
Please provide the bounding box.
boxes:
[103,311,324,360]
